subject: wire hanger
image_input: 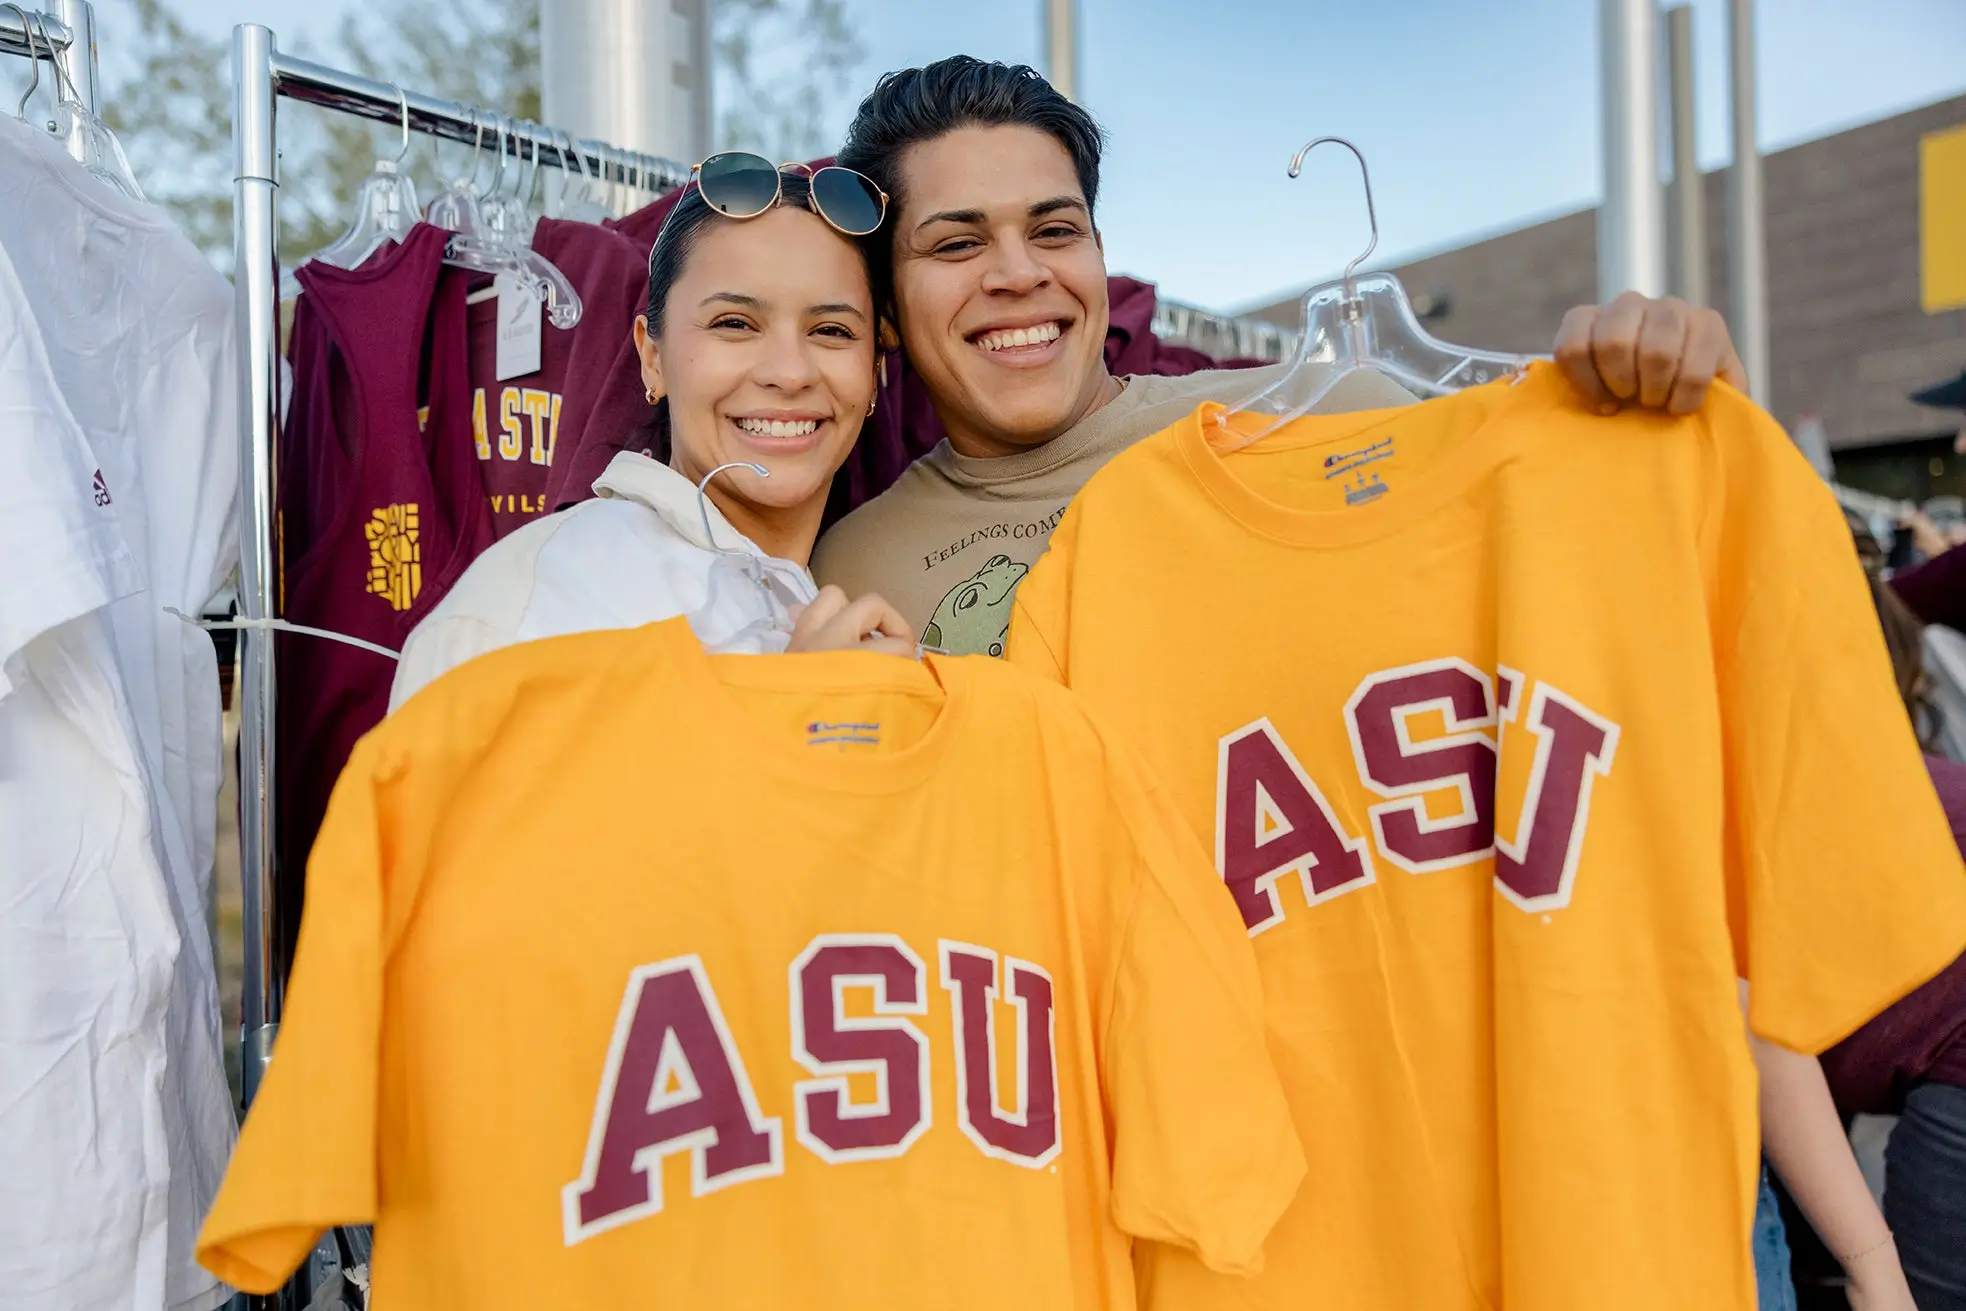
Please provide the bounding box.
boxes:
[280,86,418,298]
[1215,136,1533,452]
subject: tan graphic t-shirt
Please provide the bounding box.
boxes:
[812,364,1418,656]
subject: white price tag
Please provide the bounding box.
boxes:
[494,274,543,381]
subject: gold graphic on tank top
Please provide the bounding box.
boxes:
[364,503,422,612]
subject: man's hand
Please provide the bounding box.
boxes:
[1554,291,1749,416]
[785,585,918,658]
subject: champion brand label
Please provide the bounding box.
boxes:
[1322,436,1394,481]
[806,720,881,747]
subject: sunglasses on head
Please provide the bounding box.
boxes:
[688,152,888,236]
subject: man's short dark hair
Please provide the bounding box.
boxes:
[836,56,1108,225]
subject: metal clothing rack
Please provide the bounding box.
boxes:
[2,0,102,166]
[228,26,689,1114]
[1152,294,1295,364]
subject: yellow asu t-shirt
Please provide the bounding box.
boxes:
[195,619,1301,1309]
[1006,362,1966,1311]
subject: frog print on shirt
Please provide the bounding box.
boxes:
[923,555,1029,658]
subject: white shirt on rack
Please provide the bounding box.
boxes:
[0,115,239,1311]
[389,451,819,710]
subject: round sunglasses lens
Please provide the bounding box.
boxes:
[697,152,780,217]
[811,168,885,235]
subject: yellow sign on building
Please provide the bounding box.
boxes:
[1925,123,1966,313]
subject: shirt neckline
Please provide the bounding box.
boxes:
[937,376,1138,488]
[1173,362,1559,549]
[654,619,968,796]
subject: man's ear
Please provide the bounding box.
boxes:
[877,316,901,353]
[634,314,666,402]
[1094,227,1104,253]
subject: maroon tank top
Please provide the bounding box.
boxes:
[274,222,489,963]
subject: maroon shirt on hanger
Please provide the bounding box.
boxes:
[275,223,488,964]
[462,218,658,535]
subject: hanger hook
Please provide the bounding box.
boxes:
[697,462,770,557]
[33,12,79,106]
[561,130,588,184]
[467,109,486,190]
[1288,135,1379,292]
[6,4,42,120]
[490,113,509,197]
[393,86,411,164]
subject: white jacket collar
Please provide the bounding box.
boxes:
[591,451,767,557]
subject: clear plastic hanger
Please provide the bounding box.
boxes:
[692,462,946,659]
[691,461,797,654]
[8,8,143,201]
[553,131,613,224]
[1216,136,1534,452]
[279,87,419,299]
[481,117,536,249]
[429,111,581,328]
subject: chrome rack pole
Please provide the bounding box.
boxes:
[0,8,70,60]
[263,49,690,193]
[48,0,93,109]
[231,21,283,1111]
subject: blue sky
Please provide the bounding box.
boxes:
[178,0,1966,310]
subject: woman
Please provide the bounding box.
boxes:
[390,162,912,710]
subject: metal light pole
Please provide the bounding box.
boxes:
[1665,5,1708,306]
[1043,0,1078,101]
[1727,0,1770,405]
[1597,0,1667,300]
[540,0,711,165]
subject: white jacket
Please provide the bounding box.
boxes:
[389,452,818,710]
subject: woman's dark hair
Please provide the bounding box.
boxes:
[1870,571,1938,747]
[836,56,1108,234]
[643,170,882,331]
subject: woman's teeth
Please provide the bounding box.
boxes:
[976,321,1062,352]
[735,418,820,437]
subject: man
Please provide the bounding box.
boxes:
[810,57,1747,654]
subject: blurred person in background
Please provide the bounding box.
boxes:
[1814,576,1966,1311]
[1890,367,1966,631]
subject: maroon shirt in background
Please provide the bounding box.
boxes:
[1820,754,1966,1113]
[1890,547,1966,632]
[463,218,660,532]
[275,223,489,963]
[608,177,1265,525]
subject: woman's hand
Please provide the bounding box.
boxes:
[1554,292,1749,416]
[786,586,918,658]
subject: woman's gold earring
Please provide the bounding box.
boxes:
[878,354,889,388]
[866,393,878,417]
[644,387,658,405]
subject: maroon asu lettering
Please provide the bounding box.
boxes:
[940,942,1060,1168]
[790,935,932,1164]
[1217,658,1621,932]
[565,935,1062,1245]
[563,957,783,1245]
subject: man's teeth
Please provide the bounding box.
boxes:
[976,321,1062,352]
[735,418,820,438]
